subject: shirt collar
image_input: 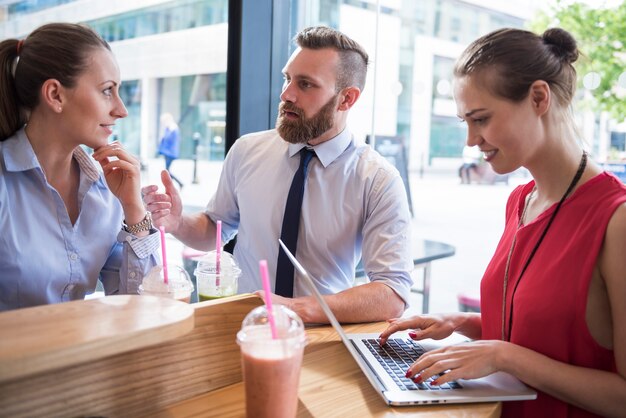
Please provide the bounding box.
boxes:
[73,146,100,183]
[3,127,100,183]
[286,128,353,168]
[3,128,39,172]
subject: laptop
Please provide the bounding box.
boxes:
[278,239,537,406]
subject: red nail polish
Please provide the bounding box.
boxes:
[430,379,439,386]
[412,374,422,383]
[405,370,411,378]
[408,331,417,338]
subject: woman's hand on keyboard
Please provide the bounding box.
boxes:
[404,340,507,385]
[378,313,460,345]
[379,312,482,345]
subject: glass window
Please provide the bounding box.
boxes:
[7,0,76,17]
[89,0,228,43]
[175,73,226,161]
[287,0,526,170]
[1,0,229,202]
[116,80,143,156]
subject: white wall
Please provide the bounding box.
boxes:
[459,0,542,19]
[112,24,228,81]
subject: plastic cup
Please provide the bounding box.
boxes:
[138,265,194,303]
[236,305,307,418]
[194,250,241,301]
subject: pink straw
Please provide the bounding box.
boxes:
[215,220,222,277]
[259,260,278,339]
[159,226,169,284]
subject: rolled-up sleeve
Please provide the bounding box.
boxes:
[361,170,414,307]
[100,229,160,295]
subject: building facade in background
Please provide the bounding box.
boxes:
[1,0,228,165]
[6,0,618,175]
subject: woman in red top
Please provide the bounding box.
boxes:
[380,27,626,417]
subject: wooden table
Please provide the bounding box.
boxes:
[154,319,499,417]
[0,294,498,418]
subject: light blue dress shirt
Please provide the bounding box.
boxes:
[205,128,413,305]
[0,128,160,311]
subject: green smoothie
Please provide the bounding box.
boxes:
[199,293,233,301]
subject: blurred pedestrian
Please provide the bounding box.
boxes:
[158,112,184,189]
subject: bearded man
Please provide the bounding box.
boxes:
[143,26,412,323]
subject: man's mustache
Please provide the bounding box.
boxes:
[279,102,304,117]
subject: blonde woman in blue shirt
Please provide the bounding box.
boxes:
[0,23,159,310]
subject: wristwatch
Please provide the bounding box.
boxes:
[123,212,153,235]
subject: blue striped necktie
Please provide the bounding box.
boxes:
[275,148,315,297]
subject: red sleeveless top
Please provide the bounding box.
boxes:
[481,172,626,418]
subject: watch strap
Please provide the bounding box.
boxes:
[123,212,153,235]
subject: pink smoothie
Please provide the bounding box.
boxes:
[241,348,304,418]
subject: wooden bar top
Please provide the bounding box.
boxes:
[155,322,501,418]
[0,294,263,418]
[0,295,194,383]
[0,295,500,417]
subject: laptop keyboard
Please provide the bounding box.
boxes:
[363,338,462,391]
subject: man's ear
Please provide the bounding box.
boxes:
[337,86,361,111]
[529,80,551,116]
[40,79,64,113]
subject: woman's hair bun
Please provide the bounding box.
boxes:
[542,27,579,64]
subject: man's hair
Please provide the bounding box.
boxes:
[295,26,369,92]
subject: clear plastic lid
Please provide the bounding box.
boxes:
[194,250,241,277]
[139,265,194,294]
[237,305,306,344]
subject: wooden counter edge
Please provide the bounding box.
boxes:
[0,294,264,418]
[0,295,194,382]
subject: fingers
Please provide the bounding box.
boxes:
[142,184,170,203]
[140,170,184,232]
[141,184,159,197]
[97,158,140,177]
[387,313,458,342]
[405,349,453,381]
[407,327,431,341]
[142,173,173,212]
[405,342,498,385]
[92,142,141,183]
[144,196,172,223]
[378,316,424,345]
[150,207,172,222]
[413,358,466,387]
[253,290,294,313]
[161,170,179,197]
[142,184,172,222]
[92,141,140,167]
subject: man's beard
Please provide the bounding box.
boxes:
[276,94,339,144]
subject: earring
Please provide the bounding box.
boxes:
[57,107,62,112]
